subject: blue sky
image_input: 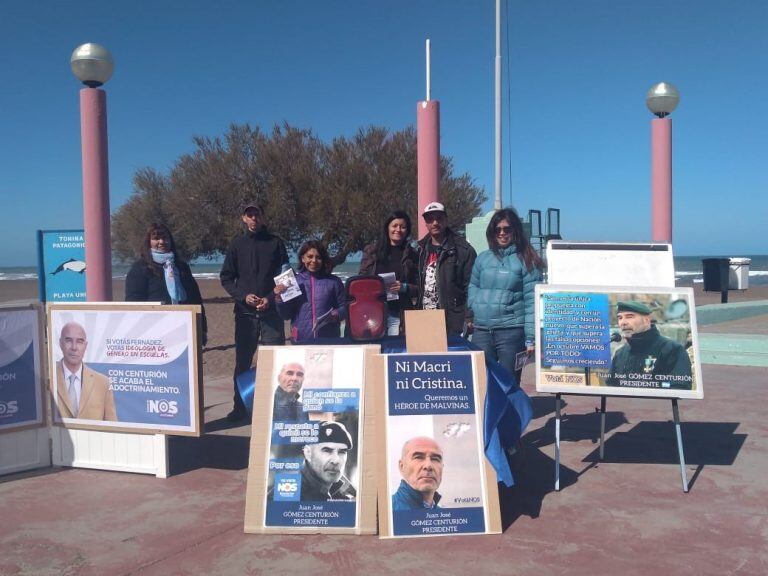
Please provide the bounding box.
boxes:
[1,0,766,266]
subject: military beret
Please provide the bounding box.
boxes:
[317,421,353,449]
[616,300,651,315]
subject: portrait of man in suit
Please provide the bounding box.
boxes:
[56,321,117,421]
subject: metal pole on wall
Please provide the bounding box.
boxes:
[71,43,114,301]
[417,39,440,239]
[646,82,680,244]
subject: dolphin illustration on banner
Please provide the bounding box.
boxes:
[51,258,87,275]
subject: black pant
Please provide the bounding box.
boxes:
[232,312,284,411]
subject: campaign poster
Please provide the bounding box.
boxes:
[48,304,202,435]
[37,230,87,303]
[261,346,365,530]
[381,352,500,538]
[536,286,703,400]
[0,306,45,433]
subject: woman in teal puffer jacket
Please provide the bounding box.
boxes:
[468,208,543,380]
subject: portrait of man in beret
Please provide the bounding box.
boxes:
[299,421,356,501]
[606,300,693,390]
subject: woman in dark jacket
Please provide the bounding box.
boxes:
[358,210,419,335]
[274,240,346,342]
[125,223,207,344]
[468,208,542,380]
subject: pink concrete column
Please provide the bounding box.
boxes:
[651,117,673,244]
[80,87,113,301]
[417,100,440,239]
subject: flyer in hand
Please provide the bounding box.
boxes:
[274,268,302,302]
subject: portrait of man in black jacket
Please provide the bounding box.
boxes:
[220,202,289,421]
[272,362,309,422]
[606,300,694,390]
[299,421,356,502]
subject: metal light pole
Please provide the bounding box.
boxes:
[646,81,680,244]
[71,43,114,301]
[417,39,440,239]
[494,0,502,210]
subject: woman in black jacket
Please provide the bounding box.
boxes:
[125,224,207,344]
[358,210,418,335]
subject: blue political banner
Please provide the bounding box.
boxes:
[302,388,359,412]
[536,286,703,400]
[392,506,486,536]
[37,230,87,302]
[387,354,475,416]
[90,349,192,426]
[265,500,356,528]
[49,305,201,435]
[270,421,318,445]
[383,352,500,537]
[540,292,611,368]
[0,308,44,433]
[257,346,366,531]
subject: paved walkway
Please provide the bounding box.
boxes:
[2,322,767,575]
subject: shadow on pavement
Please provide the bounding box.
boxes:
[0,465,69,485]
[498,410,630,530]
[205,416,251,432]
[583,421,746,465]
[529,395,566,420]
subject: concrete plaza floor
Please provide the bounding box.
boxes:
[2,316,767,575]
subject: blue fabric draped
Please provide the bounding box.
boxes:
[235,336,533,486]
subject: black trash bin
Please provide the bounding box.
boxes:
[702,258,729,292]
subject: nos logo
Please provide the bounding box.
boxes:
[277,478,299,498]
[0,400,19,417]
[146,399,178,417]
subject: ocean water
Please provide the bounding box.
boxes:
[1,256,767,286]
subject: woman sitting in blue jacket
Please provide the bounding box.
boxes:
[468,208,543,380]
[274,240,346,342]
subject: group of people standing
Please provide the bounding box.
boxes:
[124,200,542,422]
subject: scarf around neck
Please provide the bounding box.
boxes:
[151,250,187,304]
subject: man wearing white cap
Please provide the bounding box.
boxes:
[417,202,477,335]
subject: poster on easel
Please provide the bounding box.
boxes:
[376,351,501,538]
[244,345,379,535]
[47,303,203,436]
[0,305,45,433]
[536,285,703,399]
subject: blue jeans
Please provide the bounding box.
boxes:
[472,326,525,382]
[386,313,401,336]
[233,312,284,412]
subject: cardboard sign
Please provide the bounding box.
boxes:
[47,303,203,435]
[0,305,46,433]
[244,345,379,535]
[535,286,703,399]
[375,351,501,538]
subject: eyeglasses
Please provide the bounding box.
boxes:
[424,214,443,223]
[495,226,512,235]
